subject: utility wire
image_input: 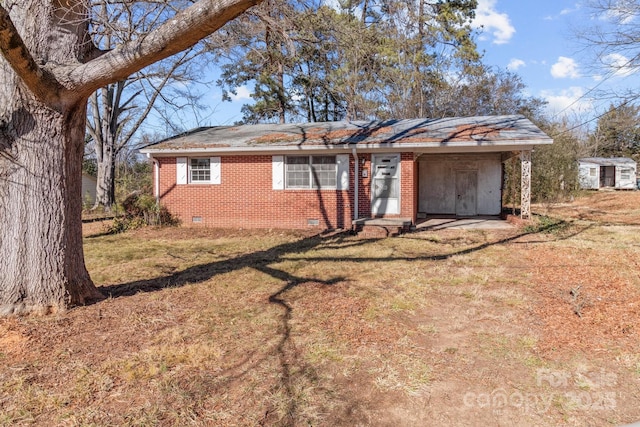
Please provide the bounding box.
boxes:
[550,54,639,120]
[550,96,638,139]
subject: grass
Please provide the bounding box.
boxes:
[2,192,640,426]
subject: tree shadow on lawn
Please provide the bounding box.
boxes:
[100,231,374,425]
[99,217,584,299]
[96,219,591,424]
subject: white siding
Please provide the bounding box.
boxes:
[578,160,638,189]
[616,165,637,189]
[578,162,600,189]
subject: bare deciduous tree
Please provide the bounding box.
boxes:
[0,0,261,315]
[87,1,212,211]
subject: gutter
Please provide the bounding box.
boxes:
[352,148,359,221]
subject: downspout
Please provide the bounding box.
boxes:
[352,148,359,221]
[149,154,160,205]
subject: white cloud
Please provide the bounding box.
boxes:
[560,4,580,16]
[541,87,592,117]
[602,53,637,77]
[551,56,581,79]
[472,0,515,45]
[545,4,580,21]
[230,86,252,101]
[507,58,525,71]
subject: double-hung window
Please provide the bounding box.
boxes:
[176,156,221,185]
[190,158,211,183]
[285,156,337,189]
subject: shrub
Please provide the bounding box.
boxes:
[108,192,179,233]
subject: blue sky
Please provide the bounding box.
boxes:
[156,0,637,132]
[472,0,638,122]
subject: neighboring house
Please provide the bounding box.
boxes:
[140,115,553,230]
[578,157,637,190]
[81,173,97,207]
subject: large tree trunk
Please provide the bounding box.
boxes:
[0,1,103,315]
[0,95,104,315]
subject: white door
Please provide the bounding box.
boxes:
[371,154,400,215]
[455,170,477,216]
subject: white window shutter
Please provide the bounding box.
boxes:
[272,156,284,190]
[336,154,349,190]
[210,157,221,184]
[176,157,187,185]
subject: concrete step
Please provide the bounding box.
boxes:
[357,225,402,238]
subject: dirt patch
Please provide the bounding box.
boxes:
[0,319,28,357]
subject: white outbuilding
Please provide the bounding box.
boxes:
[578,157,637,190]
[81,173,97,206]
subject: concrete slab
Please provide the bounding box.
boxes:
[416,216,514,230]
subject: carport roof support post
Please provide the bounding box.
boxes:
[521,150,531,219]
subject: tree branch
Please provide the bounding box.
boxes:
[0,5,63,103]
[65,0,262,97]
[120,49,193,148]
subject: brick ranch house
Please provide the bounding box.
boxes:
[140,115,553,231]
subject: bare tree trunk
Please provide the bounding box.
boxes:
[0,1,102,314]
[0,0,262,316]
[0,96,104,315]
[93,136,116,210]
[92,83,118,211]
[277,61,286,124]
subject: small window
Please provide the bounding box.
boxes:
[621,168,632,180]
[589,167,597,177]
[190,158,211,183]
[285,155,337,189]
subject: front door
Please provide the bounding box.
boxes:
[371,154,400,215]
[455,170,477,216]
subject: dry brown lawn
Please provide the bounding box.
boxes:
[1,191,640,426]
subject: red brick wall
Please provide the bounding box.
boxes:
[400,152,417,223]
[157,155,353,229]
[156,153,416,230]
[358,153,372,217]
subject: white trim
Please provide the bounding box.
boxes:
[188,157,214,184]
[284,155,339,190]
[352,148,359,220]
[336,154,350,190]
[210,157,221,185]
[153,158,160,202]
[272,156,284,190]
[176,157,187,185]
